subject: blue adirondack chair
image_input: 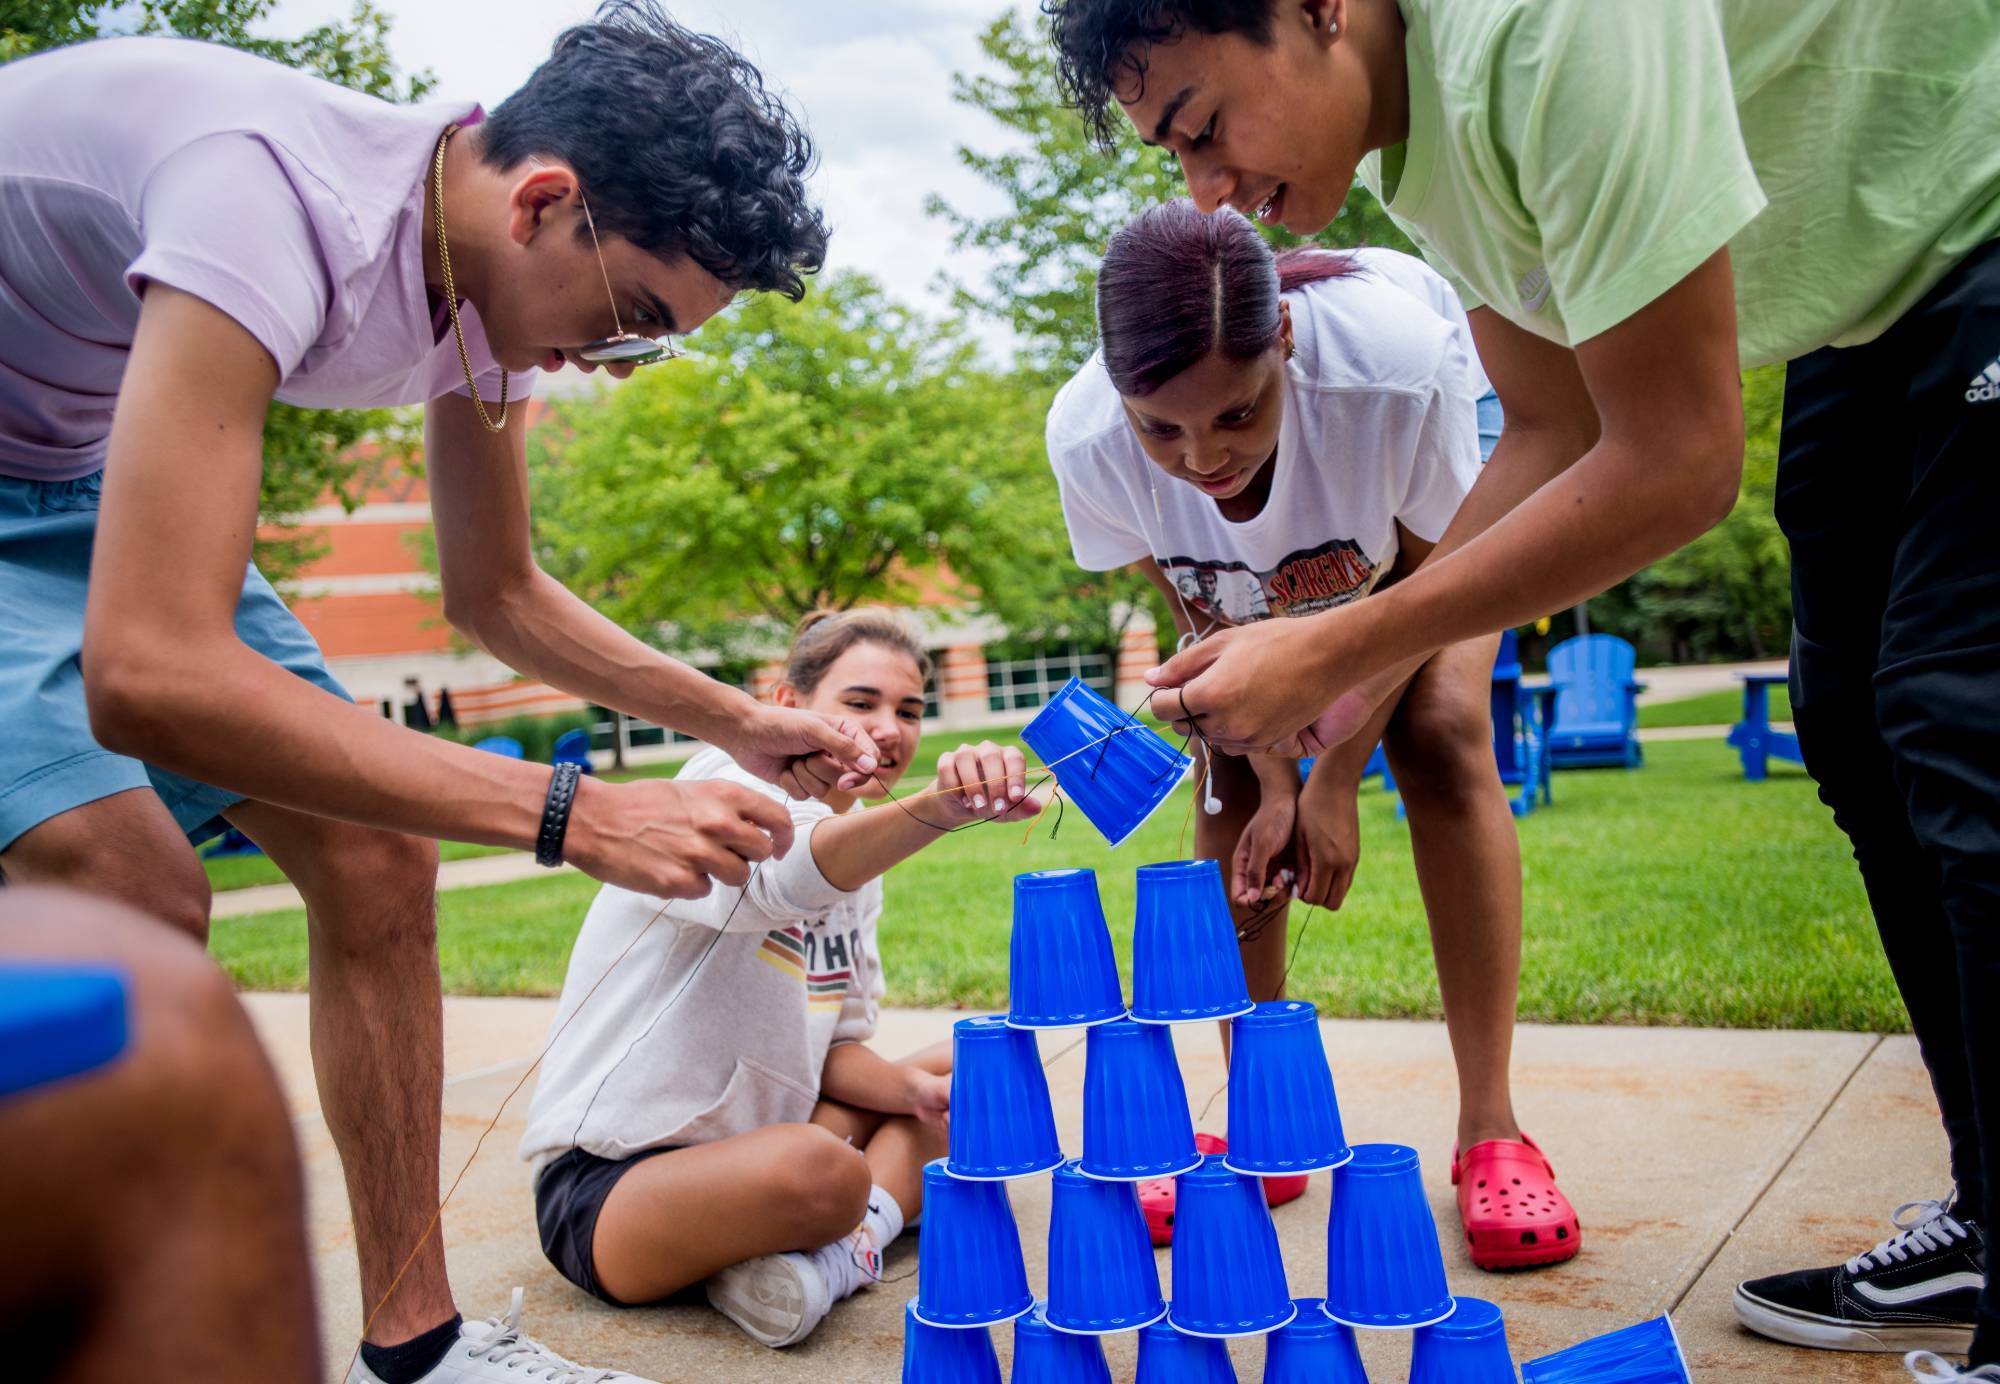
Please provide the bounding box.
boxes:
[551,727,596,774]
[1544,635,1645,769]
[473,735,525,759]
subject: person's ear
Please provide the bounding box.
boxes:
[505,163,580,248]
[770,682,800,709]
[1298,0,1343,43]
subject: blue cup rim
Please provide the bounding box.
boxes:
[1323,1296,1458,1331]
[1016,865,1099,887]
[1128,999,1255,1025]
[1222,1145,1353,1177]
[1135,858,1222,881]
[1270,1298,1347,1338]
[1419,1295,1505,1339]
[1006,1007,1126,1030]
[1076,1150,1204,1182]
[1167,1299,1300,1339]
[1044,1302,1170,1336]
[912,1298,1036,1330]
[1231,999,1320,1029]
[1335,1142,1420,1176]
[943,1151,1066,1182]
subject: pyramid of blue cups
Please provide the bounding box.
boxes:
[902,680,1690,1382]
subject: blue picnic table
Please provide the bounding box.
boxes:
[1727,672,1804,781]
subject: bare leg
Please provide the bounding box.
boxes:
[1,787,211,941]
[1193,750,1287,1069]
[590,1123,873,1304]
[811,1042,951,1221]
[0,886,318,1380]
[1383,636,1525,1152]
[224,801,453,1345]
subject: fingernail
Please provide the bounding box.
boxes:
[1143,667,1162,682]
[858,754,877,772]
[973,794,986,809]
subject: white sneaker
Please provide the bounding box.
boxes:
[345,1288,659,1382]
[706,1230,882,1348]
[1909,1352,2000,1381]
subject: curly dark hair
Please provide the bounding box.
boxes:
[1042,0,1276,150]
[479,0,827,301]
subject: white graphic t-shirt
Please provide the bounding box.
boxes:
[1046,248,1487,627]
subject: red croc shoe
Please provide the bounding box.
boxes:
[1140,1134,1310,1246]
[1452,1133,1581,1270]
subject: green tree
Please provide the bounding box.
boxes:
[1,0,431,579]
[531,272,1114,659]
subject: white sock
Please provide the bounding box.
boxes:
[863,1185,906,1248]
[807,1229,879,1304]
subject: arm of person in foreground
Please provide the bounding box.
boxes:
[1146,249,1746,753]
[819,1040,950,1127]
[83,285,794,899]
[423,393,876,799]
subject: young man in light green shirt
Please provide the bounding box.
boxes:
[1047,0,2000,1373]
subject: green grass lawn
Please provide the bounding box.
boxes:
[1636,684,1790,730]
[210,736,1898,1032]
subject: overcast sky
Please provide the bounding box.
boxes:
[265,0,1033,357]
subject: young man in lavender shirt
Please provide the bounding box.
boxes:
[0,4,881,1379]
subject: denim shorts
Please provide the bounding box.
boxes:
[0,469,350,851]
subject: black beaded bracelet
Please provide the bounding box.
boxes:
[537,762,583,867]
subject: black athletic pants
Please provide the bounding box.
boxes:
[1777,237,2000,1363]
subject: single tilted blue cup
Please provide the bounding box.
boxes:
[904,1299,1002,1383]
[1136,1317,1239,1384]
[1129,860,1253,1024]
[1021,676,1191,848]
[1323,1144,1456,1330]
[1263,1299,1369,1384]
[1045,1159,1167,1333]
[1169,1155,1297,1337]
[1013,1300,1114,1384]
[1007,868,1126,1029]
[1519,1315,1689,1384]
[913,1159,1035,1328]
[1224,1000,1353,1176]
[947,1015,1065,1180]
[1411,1297,1517,1383]
[1080,1017,1200,1181]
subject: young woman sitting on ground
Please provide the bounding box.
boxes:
[519,609,1038,1347]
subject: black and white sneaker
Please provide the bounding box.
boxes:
[1734,1199,1984,1354]
[1906,1350,2000,1381]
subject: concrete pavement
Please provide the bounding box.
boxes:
[236,997,1937,1383]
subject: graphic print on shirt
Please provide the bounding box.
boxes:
[758,923,866,1010]
[1161,535,1382,625]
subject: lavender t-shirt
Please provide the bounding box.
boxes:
[0,36,537,482]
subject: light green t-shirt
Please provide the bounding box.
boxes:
[1357,0,2000,366]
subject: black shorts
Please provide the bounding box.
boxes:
[533,1144,679,1306]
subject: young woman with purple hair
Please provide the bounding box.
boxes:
[1045,198,1578,1270]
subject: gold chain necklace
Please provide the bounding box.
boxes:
[432,124,507,433]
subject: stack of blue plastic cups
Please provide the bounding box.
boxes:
[1411,1297,1518,1383]
[1128,860,1253,1024]
[902,1299,1002,1384]
[1020,677,1191,848]
[1519,1315,1690,1384]
[1324,1143,1457,1331]
[1011,1300,1113,1384]
[1264,1300,1368,1383]
[1136,1316,1239,1384]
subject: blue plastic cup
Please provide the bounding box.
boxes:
[1129,860,1253,1024]
[1080,1017,1200,1181]
[1411,1297,1517,1383]
[1263,1299,1369,1384]
[1224,1000,1353,1176]
[0,965,128,1099]
[1518,1315,1689,1384]
[1323,1144,1455,1330]
[1135,1317,1240,1384]
[1008,868,1126,1029]
[913,1159,1035,1328]
[1045,1160,1168,1333]
[1021,677,1192,848]
[1169,1154,1297,1337]
[904,1299,1003,1383]
[1013,1301,1114,1384]
[947,1015,1065,1180]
